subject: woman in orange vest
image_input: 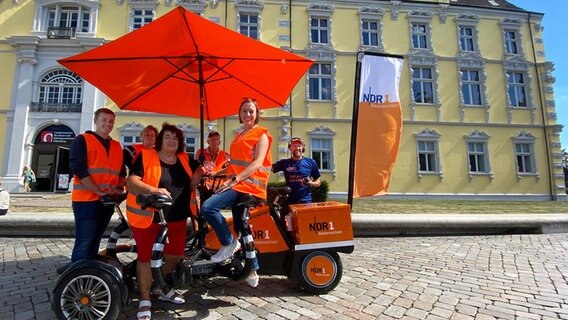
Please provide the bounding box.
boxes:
[200,98,272,288]
[123,124,158,171]
[69,108,125,265]
[126,123,201,320]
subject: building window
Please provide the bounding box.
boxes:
[468,142,488,173]
[500,18,522,57]
[131,9,154,31]
[177,124,199,158]
[417,141,439,172]
[309,63,333,101]
[48,5,90,33]
[362,20,379,46]
[32,69,83,112]
[459,27,475,51]
[311,17,329,44]
[515,143,534,173]
[507,71,527,107]
[122,135,141,146]
[461,70,482,106]
[118,122,145,147]
[512,131,539,180]
[311,137,333,170]
[411,24,428,49]
[185,136,197,157]
[239,13,258,39]
[412,67,434,104]
[504,30,519,55]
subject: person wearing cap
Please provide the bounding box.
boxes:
[0,178,10,216]
[272,137,321,207]
[194,130,230,174]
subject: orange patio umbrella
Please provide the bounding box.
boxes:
[58,6,313,157]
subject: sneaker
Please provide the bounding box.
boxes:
[210,240,241,263]
[245,272,259,288]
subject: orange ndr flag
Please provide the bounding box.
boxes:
[353,54,403,198]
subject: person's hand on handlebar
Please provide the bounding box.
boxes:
[215,174,238,194]
[151,187,171,199]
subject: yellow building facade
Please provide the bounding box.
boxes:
[0,0,564,200]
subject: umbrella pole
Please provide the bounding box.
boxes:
[198,55,205,164]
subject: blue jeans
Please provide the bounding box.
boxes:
[201,189,259,270]
[71,201,115,263]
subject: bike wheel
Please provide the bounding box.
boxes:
[52,267,122,320]
[297,251,342,294]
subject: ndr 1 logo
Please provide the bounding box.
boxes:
[362,86,389,103]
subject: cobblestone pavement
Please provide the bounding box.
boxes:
[2,234,568,320]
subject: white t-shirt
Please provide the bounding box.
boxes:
[0,188,9,210]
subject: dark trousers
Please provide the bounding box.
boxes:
[71,201,114,263]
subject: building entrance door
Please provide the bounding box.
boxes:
[31,125,75,192]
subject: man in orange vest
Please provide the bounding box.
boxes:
[69,108,125,264]
[194,130,230,174]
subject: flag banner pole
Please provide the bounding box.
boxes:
[347,52,364,208]
[349,52,404,200]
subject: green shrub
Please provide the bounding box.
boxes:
[268,181,329,202]
[312,180,329,202]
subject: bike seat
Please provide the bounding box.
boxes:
[100,192,128,206]
[136,193,173,210]
[267,186,291,196]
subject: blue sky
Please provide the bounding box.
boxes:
[509,0,567,147]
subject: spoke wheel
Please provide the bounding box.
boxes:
[52,267,121,320]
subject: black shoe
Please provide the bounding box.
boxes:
[56,262,71,275]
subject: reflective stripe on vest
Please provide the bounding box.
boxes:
[72,133,123,202]
[227,126,272,199]
[125,150,192,228]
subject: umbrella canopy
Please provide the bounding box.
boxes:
[58,6,313,121]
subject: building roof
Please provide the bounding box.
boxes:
[450,0,524,11]
[399,0,526,12]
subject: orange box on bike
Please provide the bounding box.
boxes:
[288,202,353,244]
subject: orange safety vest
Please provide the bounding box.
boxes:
[125,144,145,164]
[227,126,272,199]
[125,149,193,228]
[195,148,230,173]
[72,133,123,202]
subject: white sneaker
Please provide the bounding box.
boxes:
[210,240,241,263]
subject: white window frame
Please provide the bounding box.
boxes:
[131,8,154,31]
[308,126,336,177]
[500,18,523,57]
[118,122,145,147]
[408,9,433,53]
[460,69,483,106]
[235,0,263,40]
[33,69,83,112]
[456,13,480,55]
[307,2,334,46]
[308,63,333,101]
[512,131,539,181]
[33,0,100,37]
[415,129,442,180]
[177,124,199,157]
[465,130,492,181]
[506,71,529,108]
[358,7,384,52]
[408,52,440,120]
[412,67,434,104]
[128,0,158,32]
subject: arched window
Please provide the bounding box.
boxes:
[33,69,83,112]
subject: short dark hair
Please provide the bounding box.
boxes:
[94,108,115,119]
[155,122,185,153]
